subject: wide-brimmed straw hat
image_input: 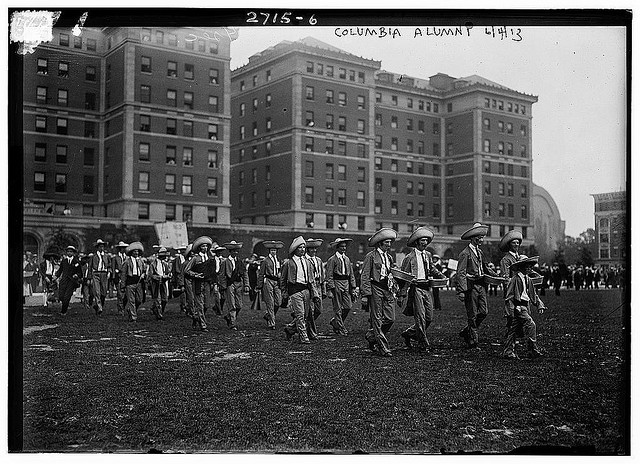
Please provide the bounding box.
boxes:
[157,247,169,257]
[94,239,108,247]
[223,240,243,250]
[185,244,193,257]
[305,238,323,248]
[510,255,539,271]
[175,244,187,251]
[368,228,397,247]
[193,236,213,251]
[263,240,284,250]
[65,245,77,252]
[289,236,306,256]
[461,223,489,240]
[329,238,352,248]
[407,226,435,247]
[126,241,144,255]
[213,245,226,252]
[499,230,523,252]
[115,241,129,248]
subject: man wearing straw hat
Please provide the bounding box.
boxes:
[456,223,500,349]
[211,245,227,315]
[256,240,284,330]
[112,241,129,314]
[55,245,82,315]
[88,239,111,315]
[326,238,357,336]
[280,236,320,344]
[499,230,524,339]
[503,255,546,359]
[80,253,94,312]
[182,244,195,317]
[397,227,446,352]
[171,244,188,313]
[305,238,326,338]
[147,246,171,320]
[184,236,213,331]
[120,242,145,322]
[218,240,250,331]
[361,228,398,357]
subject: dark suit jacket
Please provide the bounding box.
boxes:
[504,272,546,317]
[456,245,498,293]
[218,257,249,289]
[279,256,320,299]
[111,253,127,280]
[55,256,81,286]
[325,253,356,291]
[257,255,281,288]
[88,252,111,276]
[360,248,395,297]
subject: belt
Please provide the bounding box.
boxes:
[333,274,350,280]
[266,275,279,281]
[371,278,389,289]
[125,276,141,285]
[412,282,431,290]
[94,270,108,273]
[288,282,309,295]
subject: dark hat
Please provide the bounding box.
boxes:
[223,240,243,250]
[407,226,435,247]
[305,238,323,248]
[213,245,226,252]
[288,236,306,256]
[263,240,285,250]
[461,223,488,240]
[65,245,77,252]
[115,241,129,248]
[126,241,144,255]
[499,230,523,252]
[329,238,352,247]
[368,228,397,247]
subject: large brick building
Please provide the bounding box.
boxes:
[23,27,232,253]
[230,38,538,259]
[591,191,627,267]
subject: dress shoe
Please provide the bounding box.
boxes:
[401,332,412,349]
[200,327,209,332]
[263,313,270,322]
[308,335,319,341]
[231,326,238,331]
[224,315,231,327]
[284,327,293,341]
[300,339,311,345]
[530,349,544,358]
[380,350,392,357]
[503,352,519,359]
[330,319,339,334]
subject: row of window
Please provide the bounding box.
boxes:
[140,29,219,55]
[140,57,221,85]
[375,178,430,196]
[37,58,97,81]
[375,92,440,113]
[34,116,97,137]
[483,161,529,177]
[305,61,366,83]
[138,116,220,140]
[483,118,527,136]
[374,157,442,174]
[484,202,529,219]
[33,172,94,194]
[138,172,218,197]
[302,186,366,207]
[238,70,271,91]
[484,97,527,115]
[304,87,367,109]
[374,199,440,218]
[57,33,97,51]
[376,115,440,134]
[482,139,528,157]
[375,136,439,155]
[36,87,98,110]
[484,180,528,197]
[138,143,219,168]
[139,86,220,112]
[136,202,218,223]
[33,143,95,166]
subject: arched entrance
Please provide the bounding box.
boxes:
[23,233,40,256]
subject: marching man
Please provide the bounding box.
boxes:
[218,241,250,331]
[147,246,171,320]
[326,238,357,336]
[397,227,446,352]
[361,228,398,357]
[256,240,284,330]
[305,238,325,338]
[120,242,145,322]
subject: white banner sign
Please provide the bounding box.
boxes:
[154,222,189,249]
[447,258,458,270]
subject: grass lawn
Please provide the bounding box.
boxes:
[21,288,628,454]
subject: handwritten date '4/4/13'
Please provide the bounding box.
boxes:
[246,12,317,26]
[484,26,523,42]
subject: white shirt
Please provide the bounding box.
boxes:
[415,249,430,280]
[97,252,105,271]
[131,257,138,276]
[46,260,54,275]
[518,271,530,302]
[293,255,309,284]
[199,252,208,262]
[271,255,280,273]
[377,248,390,279]
[469,244,483,276]
[156,258,164,277]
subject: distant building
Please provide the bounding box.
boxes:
[591,191,627,267]
[230,37,538,258]
[532,183,565,263]
[22,27,233,254]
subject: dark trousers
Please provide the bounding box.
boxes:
[92,272,109,312]
[461,284,488,346]
[58,278,76,314]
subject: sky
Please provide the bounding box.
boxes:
[230,25,627,237]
